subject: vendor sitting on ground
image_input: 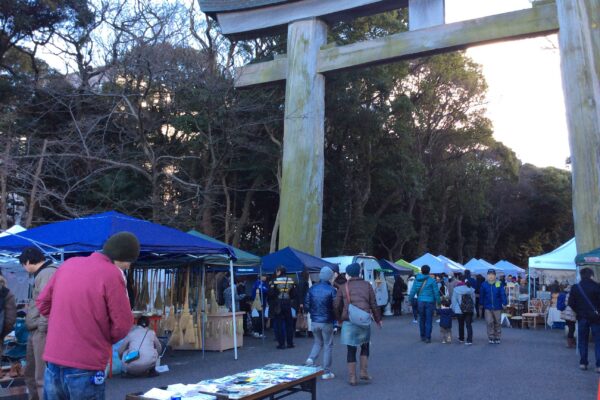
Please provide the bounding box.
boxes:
[119,316,162,377]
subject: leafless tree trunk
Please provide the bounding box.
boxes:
[25,139,48,227]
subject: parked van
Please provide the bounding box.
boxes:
[323,254,389,307]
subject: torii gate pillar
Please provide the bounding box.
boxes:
[279,19,328,255]
[556,0,600,260]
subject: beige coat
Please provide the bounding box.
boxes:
[119,326,162,375]
[560,292,577,322]
[26,263,56,332]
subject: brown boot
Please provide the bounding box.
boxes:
[567,338,576,348]
[347,362,357,386]
[359,356,372,381]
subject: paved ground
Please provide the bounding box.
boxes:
[108,315,597,400]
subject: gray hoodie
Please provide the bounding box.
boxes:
[451,284,476,315]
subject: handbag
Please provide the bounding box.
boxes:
[124,329,149,364]
[576,284,600,323]
[345,283,372,327]
[297,311,308,331]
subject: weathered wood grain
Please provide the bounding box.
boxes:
[556,0,600,259]
[319,3,558,73]
[409,0,445,30]
[278,18,327,256]
[235,4,559,87]
[216,0,399,37]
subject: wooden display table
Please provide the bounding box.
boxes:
[125,364,322,400]
[203,312,244,352]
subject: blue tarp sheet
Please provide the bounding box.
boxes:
[0,211,234,263]
[261,247,336,273]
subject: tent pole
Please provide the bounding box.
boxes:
[260,264,265,344]
[230,258,238,360]
[201,264,206,360]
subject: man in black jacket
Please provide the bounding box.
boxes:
[568,268,600,372]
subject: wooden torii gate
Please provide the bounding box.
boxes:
[199,0,600,259]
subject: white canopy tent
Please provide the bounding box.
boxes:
[411,253,454,274]
[464,258,503,275]
[528,238,578,299]
[437,255,465,274]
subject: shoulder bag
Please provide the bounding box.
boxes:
[345,282,372,327]
[124,329,149,363]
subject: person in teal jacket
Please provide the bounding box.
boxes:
[408,265,441,343]
[479,269,507,344]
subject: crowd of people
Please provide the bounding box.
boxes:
[6,231,600,399]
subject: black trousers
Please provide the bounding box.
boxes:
[273,308,294,347]
[347,343,369,362]
[457,312,474,342]
[566,320,576,339]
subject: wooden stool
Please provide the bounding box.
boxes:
[522,313,539,329]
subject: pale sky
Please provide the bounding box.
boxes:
[446,0,570,169]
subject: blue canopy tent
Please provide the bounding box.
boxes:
[0,211,247,359]
[261,247,336,274]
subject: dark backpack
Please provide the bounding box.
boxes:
[460,293,474,313]
[557,292,567,312]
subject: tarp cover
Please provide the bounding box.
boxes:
[528,238,576,271]
[261,247,336,273]
[576,247,600,265]
[188,230,260,267]
[0,211,234,263]
[378,259,413,275]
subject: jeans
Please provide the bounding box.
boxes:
[418,301,435,340]
[273,309,294,347]
[308,322,334,372]
[577,319,600,367]
[457,312,473,342]
[411,298,418,321]
[44,363,105,400]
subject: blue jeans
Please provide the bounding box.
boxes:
[418,301,435,340]
[308,322,334,373]
[577,319,600,367]
[273,306,294,347]
[44,363,105,400]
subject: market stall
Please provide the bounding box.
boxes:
[0,211,251,360]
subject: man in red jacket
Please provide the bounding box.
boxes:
[37,232,139,400]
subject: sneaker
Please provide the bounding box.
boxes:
[458,340,464,344]
[465,342,473,346]
[287,344,295,349]
[252,332,261,338]
[322,372,335,380]
[442,340,447,344]
[305,358,314,366]
[412,320,418,324]
[494,340,501,344]
[580,364,588,371]
[436,319,440,323]
[276,345,286,350]
[425,339,431,344]
[489,339,495,344]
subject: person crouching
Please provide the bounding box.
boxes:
[119,316,162,377]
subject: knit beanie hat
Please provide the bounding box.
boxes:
[346,263,361,277]
[319,266,334,282]
[102,232,140,262]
